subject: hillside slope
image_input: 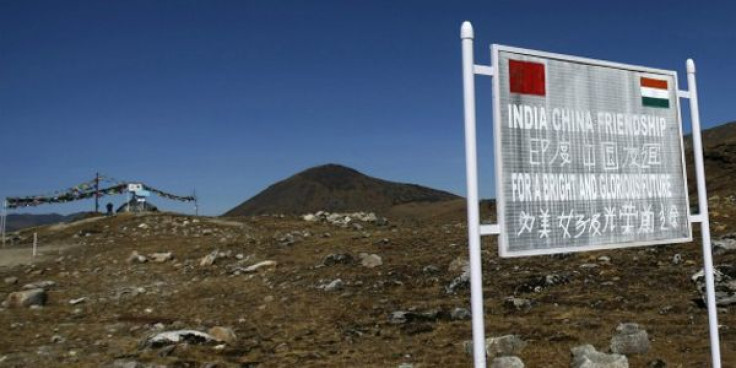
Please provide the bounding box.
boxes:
[685,121,736,199]
[225,164,459,216]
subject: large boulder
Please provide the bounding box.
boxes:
[571,344,628,368]
[3,288,47,308]
[491,356,525,368]
[610,323,650,355]
[464,335,526,358]
[485,335,526,359]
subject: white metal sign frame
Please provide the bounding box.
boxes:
[460,21,721,368]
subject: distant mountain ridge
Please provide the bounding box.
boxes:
[224,164,460,216]
[4,212,89,232]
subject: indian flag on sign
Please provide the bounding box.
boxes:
[640,76,670,108]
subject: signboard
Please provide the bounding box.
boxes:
[127,183,143,192]
[492,45,692,257]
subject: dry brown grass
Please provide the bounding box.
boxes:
[0,208,735,366]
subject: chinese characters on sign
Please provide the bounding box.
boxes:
[493,46,692,256]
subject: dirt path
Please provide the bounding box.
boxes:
[0,243,78,268]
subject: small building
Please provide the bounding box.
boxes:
[116,198,158,213]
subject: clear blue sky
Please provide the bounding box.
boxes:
[1,1,734,216]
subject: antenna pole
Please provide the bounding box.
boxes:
[193,188,199,216]
[95,172,100,213]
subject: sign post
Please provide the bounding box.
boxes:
[32,232,38,258]
[461,21,488,368]
[686,59,722,367]
[460,21,720,367]
[1,200,7,247]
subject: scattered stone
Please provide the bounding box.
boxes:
[692,265,736,306]
[448,256,469,273]
[278,232,298,246]
[69,297,87,305]
[3,289,47,308]
[647,359,667,368]
[445,269,470,294]
[4,277,18,285]
[208,326,237,344]
[515,273,571,293]
[713,237,736,255]
[298,211,386,226]
[422,265,440,274]
[485,335,526,359]
[22,280,56,290]
[504,296,532,311]
[610,323,650,355]
[322,253,354,266]
[137,223,149,229]
[672,253,682,265]
[142,330,217,348]
[149,252,174,263]
[242,260,277,273]
[127,251,148,264]
[491,356,525,368]
[389,310,442,324]
[319,279,344,292]
[112,359,143,368]
[359,253,383,268]
[598,256,611,265]
[571,344,628,368]
[51,335,65,344]
[388,311,410,324]
[450,307,472,320]
[200,251,218,267]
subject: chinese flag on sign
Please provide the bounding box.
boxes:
[509,59,546,96]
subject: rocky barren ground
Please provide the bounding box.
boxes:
[2,200,736,367]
